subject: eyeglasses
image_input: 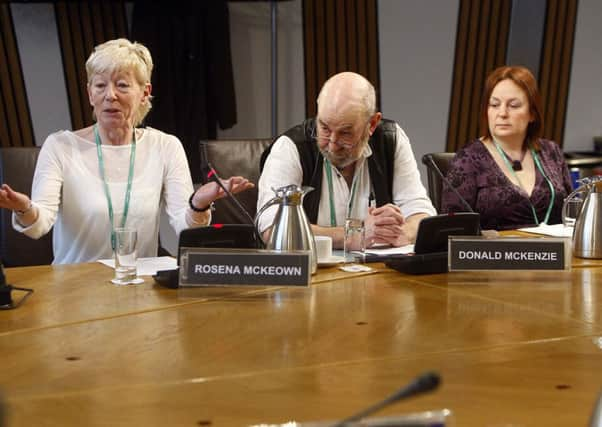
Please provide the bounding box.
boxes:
[310,122,368,149]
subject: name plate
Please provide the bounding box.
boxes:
[449,237,570,271]
[179,247,311,287]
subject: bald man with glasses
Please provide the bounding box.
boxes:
[257,72,435,249]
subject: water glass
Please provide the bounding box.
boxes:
[344,218,365,263]
[112,227,140,285]
[563,197,583,228]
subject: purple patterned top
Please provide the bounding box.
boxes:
[441,139,573,230]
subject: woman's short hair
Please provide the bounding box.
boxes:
[480,65,543,148]
[85,38,153,126]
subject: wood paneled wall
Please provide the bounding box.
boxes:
[0,4,34,148]
[446,0,511,152]
[539,0,578,147]
[303,0,379,117]
[55,1,128,131]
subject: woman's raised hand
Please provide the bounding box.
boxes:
[190,176,254,211]
[0,184,30,212]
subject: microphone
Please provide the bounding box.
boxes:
[199,144,265,248]
[203,164,266,249]
[204,163,256,226]
[425,154,474,213]
[199,143,256,225]
[330,371,441,427]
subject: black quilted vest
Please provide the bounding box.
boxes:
[260,118,398,223]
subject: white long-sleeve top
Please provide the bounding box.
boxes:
[13,127,199,264]
[257,123,436,232]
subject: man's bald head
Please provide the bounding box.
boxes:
[316,72,376,121]
[313,72,382,169]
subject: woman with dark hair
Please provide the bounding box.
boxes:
[441,65,573,230]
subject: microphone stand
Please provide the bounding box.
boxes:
[426,154,474,213]
[203,163,266,249]
[330,372,441,427]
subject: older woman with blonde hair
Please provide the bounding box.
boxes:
[0,38,252,264]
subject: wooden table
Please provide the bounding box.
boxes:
[2,257,602,426]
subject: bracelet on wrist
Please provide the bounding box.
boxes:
[188,193,213,213]
[15,202,33,216]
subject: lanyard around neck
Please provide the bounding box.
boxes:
[94,125,137,249]
[324,157,359,227]
[493,139,555,225]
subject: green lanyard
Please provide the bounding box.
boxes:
[493,140,555,225]
[324,158,359,226]
[94,125,137,249]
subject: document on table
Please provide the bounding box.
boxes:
[518,223,573,238]
[98,256,177,276]
[363,244,415,256]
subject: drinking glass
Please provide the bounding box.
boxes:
[112,227,142,285]
[344,218,365,263]
[563,197,583,228]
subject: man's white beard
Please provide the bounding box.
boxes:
[319,147,356,168]
[319,134,369,169]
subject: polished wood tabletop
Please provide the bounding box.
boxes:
[2,255,602,426]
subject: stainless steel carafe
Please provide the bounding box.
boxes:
[564,178,602,259]
[255,185,317,273]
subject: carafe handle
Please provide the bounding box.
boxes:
[562,186,588,227]
[254,196,282,245]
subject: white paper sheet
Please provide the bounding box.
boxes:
[363,244,415,256]
[518,223,573,238]
[98,256,178,276]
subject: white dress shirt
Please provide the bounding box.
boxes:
[257,123,435,232]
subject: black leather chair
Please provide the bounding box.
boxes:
[0,147,54,266]
[200,139,272,224]
[421,152,455,213]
